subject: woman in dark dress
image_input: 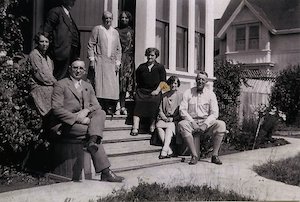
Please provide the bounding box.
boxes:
[130,48,166,136]
[116,11,135,115]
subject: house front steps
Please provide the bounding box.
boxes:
[94,115,181,177]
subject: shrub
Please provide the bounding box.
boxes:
[0,1,44,165]
[99,181,253,201]
[214,60,247,144]
[0,54,44,165]
[270,64,300,124]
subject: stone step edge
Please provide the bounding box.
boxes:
[111,158,182,173]
[107,148,160,158]
[102,136,151,144]
[104,127,131,131]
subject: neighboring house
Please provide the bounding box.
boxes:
[215,0,300,71]
[25,0,216,91]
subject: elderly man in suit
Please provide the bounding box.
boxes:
[51,59,124,182]
[44,0,80,80]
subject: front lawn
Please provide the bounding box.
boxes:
[253,152,300,186]
[98,182,253,201]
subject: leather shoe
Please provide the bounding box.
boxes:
[101,170,124,182]
[189,155,198,165]
[86,141,98,154]
[211,155,222,165]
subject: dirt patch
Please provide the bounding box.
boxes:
[0,166,57,193]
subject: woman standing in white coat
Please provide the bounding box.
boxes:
[87,11,122,115]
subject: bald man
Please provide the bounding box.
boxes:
[51,60,124,182]
[178,71,227,165]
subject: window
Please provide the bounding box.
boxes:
[176,0,189,71]
[235,24,259,51]
[249,25,259,49]
[195,32,205,71]
[236,27,246,50]
[156,0,169,66]
[176,26,188,71]
[156,20,169,66]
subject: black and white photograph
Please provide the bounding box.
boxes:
[0,0,299,201]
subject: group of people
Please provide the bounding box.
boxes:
[28,0,227,183]
[130,50,227,165]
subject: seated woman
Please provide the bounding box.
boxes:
[130,47,166,136]
[29,32,56,117]
[156,76,182,159]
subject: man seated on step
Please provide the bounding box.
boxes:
[51,59,124,182]
[178,71,227,165]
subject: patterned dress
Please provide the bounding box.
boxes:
[116,26,135,95]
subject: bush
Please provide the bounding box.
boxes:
[0,1,45,165]
[0,54,44,165]
[270,64,300,124]
[99,181,253,201]
[214,60,247,144]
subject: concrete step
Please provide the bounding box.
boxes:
[103,140,161,157]
[109,152,181,173]
[102,130,151,143]
[104,119,131,131]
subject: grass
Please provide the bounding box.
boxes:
[98,182,253,201]
[253,152,300,186]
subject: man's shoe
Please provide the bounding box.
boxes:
[211,155,222,165]
[101,170,124,182]
[86,142,98,154]
[188,155,198,165]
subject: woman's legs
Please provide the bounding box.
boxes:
[163,127,174,155]
[132,116,140,133]
[149,119,156,133]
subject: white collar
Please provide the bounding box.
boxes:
[70,77,81,85]
[62,6,70,16]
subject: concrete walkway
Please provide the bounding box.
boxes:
[1,136,300,202]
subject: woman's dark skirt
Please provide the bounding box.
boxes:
[133,88,162,118]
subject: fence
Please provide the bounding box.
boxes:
[238,78,275,125]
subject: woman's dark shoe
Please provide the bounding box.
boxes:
[189,155,198,165]
[130,129,138,136]
[211,155,222,165]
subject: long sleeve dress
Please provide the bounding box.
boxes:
[134,61,166,118]
[87,25,122,100]
[29,48,56,116]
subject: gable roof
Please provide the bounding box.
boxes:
[216,0,300,38]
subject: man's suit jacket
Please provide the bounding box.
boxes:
[44,6,80,61]
[51,77,101,136]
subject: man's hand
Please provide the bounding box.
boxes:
[76,109,90,123]
[191,121,200,131]
[198,123,208,132]
[80,117,90,125]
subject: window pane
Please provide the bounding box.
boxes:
[195,32,205,71]
[156,0,169,21]
[176,27,188,71]
[177,0,189,27]
[236,27,245,50]
[195,0,205,32]
[156,21,169,66]
[249,25,259,49]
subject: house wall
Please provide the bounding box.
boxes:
[270,33,300,70]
